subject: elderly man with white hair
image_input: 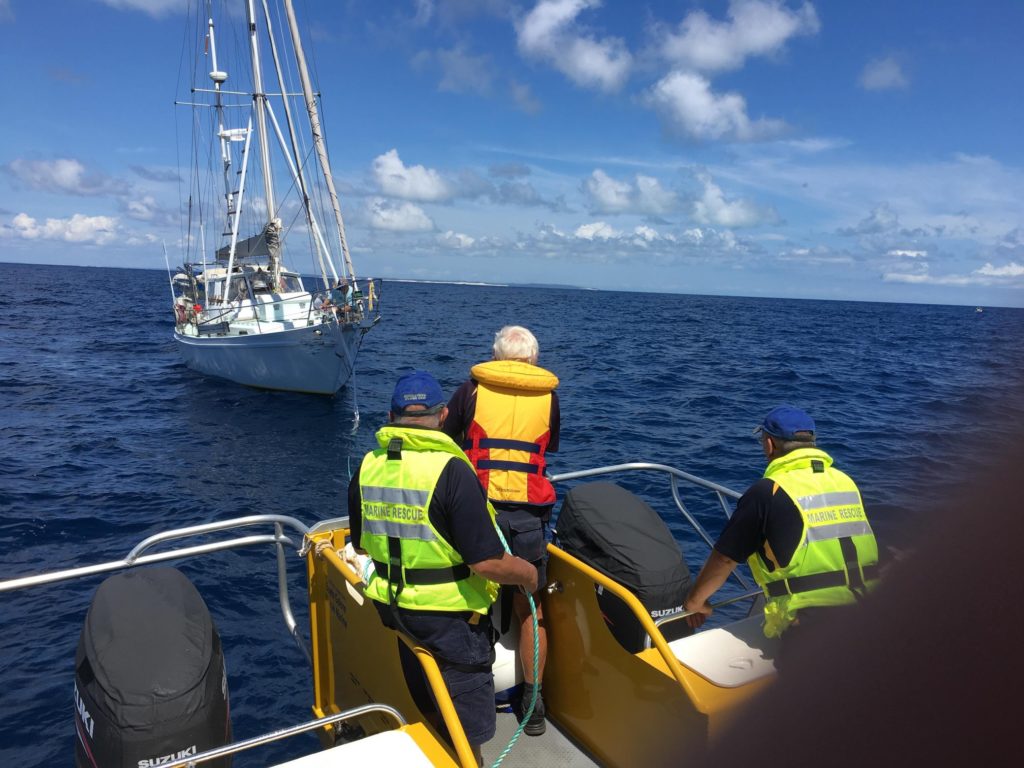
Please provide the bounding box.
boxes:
[443,325,560,736]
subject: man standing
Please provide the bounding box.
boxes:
[444,326,558,736]
[684,405,879,665]
[348,371,537,761]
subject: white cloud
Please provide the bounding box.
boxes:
[4,158,125,197]
[693,173,767,227]
[574,221,619,240]
[859,56,909,91]
[583,170,631,211]
[887,249,927,258]
[516,0,632,92]
[883,271,976,286]
[658,0,820,73]
[646,71,785,141]
[6,212,119,245]
[367,198,434,231]
[372,149,452,202]
[438,230,476,248]
[583,169,677,214]
[98,0,181,17]
[0,0,13,23]
[976,262,1024,278]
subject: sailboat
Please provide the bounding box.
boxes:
[169,0,379,395]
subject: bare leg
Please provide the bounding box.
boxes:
[513,590,546,684]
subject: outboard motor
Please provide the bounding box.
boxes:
[556,482,693,652]
[74,567,231,767]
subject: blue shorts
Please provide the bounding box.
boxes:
[497,508,549,590]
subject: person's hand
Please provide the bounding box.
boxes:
[684,599,712,629]
[522,562,539,595]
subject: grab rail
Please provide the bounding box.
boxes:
[549,462,752,591]
[164,704,408,768]
[0,514,313,663]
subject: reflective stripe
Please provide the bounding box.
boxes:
[804,520,874,542]
[796,491,861,511]
[362,517,437,542]
[361,485,431,507]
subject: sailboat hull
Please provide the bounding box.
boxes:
[174,321,360,395]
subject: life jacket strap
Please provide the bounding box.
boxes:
[464,437,541,453]
[373,560,471,585]
[476,459,540,474]
[765,563,880,598]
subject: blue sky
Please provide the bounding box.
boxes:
[1,0,1022,306]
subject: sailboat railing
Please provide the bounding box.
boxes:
[0,514,314,663]
[549,462,753,591]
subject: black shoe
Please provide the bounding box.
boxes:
[519,687,546,736]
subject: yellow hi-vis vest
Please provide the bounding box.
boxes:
[360,425,499,614]
[748,447,880,637]
[462,360,559,506]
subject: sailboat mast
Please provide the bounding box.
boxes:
[281,0,357,283]
[245,0,280,279]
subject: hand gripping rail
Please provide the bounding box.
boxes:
[0,514,315,663]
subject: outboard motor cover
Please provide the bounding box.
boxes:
[556,482,692,652]
[74,567,231,768]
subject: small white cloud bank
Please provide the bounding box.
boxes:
[367,198,434,231]
[657,0,820,73]
[645,70,785,141]
[5,212,119,245]
[438,230,476,249]
[583,169,676,214]
[516,0,632,92]
[693,173,770,227]
[372,149,452,202]
[859,56,909,91]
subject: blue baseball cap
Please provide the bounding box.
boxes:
[391,370,445,414]
[754,405,816,440]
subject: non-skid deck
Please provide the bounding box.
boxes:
[481,708,599,768]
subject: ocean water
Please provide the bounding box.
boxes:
[2,261,1023,766]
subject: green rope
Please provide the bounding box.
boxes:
[489,524,541,768]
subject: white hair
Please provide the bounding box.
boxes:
[493,325,539,364]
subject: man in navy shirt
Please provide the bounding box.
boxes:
[348,371,537,759]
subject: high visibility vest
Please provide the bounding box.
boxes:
[462,360,559,506]
[360,425,498,614]
[748,448,880,637]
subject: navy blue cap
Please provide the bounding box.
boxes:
[391,370,445,414]
[754,405,816,440]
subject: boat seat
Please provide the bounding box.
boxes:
[668,614,778,688]
[270,729,434,767]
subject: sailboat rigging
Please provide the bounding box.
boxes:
[170,0,379,395]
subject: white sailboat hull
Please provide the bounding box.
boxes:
[174,320,360,395]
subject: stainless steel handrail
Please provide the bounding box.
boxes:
[644,589,764,650]
[549,462,752,591]
[0,514,313,663]
[164,704,408,768]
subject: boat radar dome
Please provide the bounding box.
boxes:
[209,70,228,84]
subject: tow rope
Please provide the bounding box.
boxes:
[489,523,540,768]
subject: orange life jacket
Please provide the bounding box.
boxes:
[462,360,559,506]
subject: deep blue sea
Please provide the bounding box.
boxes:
[2,261,1023,766]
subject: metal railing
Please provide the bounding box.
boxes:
[0,514,316,663]
[163,704,407,768]
[549,462,753,591]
